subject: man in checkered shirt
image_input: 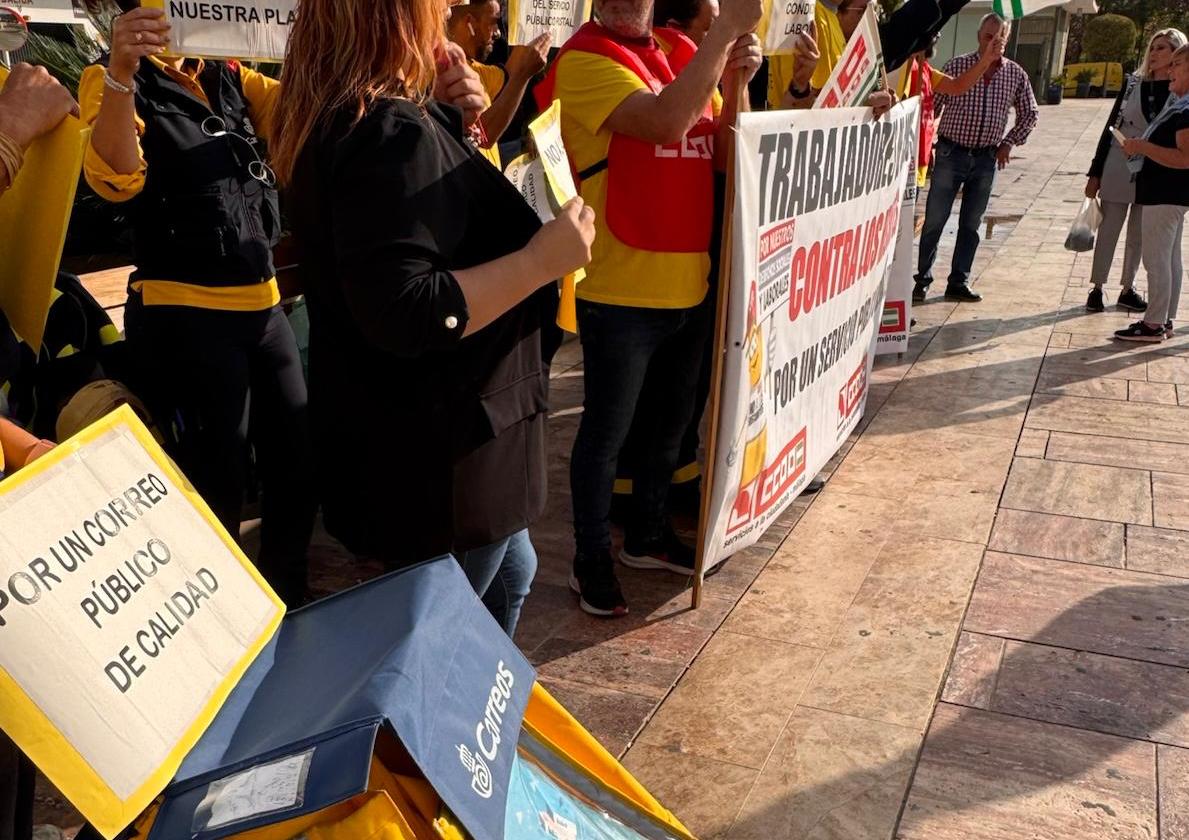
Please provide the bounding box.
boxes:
[913,14,1039,303]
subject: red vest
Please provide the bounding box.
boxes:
[536,22,716,254]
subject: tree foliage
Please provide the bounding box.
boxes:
[1096,0,1188,51]
[1081,13,1138,62]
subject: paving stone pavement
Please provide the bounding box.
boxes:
[36,99,1189,839]
[608,99,1189,840]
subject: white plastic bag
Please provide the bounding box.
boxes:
[1064,198,1102,252]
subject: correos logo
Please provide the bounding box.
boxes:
[457,660,516,799]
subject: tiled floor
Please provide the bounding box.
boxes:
[610,98,1189,840]
[43,100,1189,839]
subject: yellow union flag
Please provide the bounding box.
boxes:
[0,66,86,352]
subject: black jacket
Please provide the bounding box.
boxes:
[288,98,560,565]
[127,60,280,286]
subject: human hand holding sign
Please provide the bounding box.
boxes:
[867,88,895,118]
[0,63,77,150]
[528,197,595,280]
[109,7,171,87]
[434,42,486,127]
[724,33,763,87]
[792,21,821,90]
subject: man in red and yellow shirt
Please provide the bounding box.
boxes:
[541,0,761,616]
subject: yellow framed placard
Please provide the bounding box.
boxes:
[0,405,285,838]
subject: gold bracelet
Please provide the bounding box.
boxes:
[0,131,23,192]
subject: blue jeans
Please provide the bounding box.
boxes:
[916,139,998,289]
[570,300,710,560]
[456,529,538,638]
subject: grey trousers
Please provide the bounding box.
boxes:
[1091,200,1143,289]
[1142,204,1188,326]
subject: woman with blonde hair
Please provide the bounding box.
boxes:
[1084,27,1186,313]
[271,0,595,637]
[1116,44,1189,342]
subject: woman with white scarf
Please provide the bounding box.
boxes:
[1116,44,1189,342]
[1084,29,1185,313]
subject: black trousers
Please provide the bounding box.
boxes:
[125,297,316,605]
[0,735,32,840]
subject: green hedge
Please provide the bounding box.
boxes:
[1082,14,1138,64]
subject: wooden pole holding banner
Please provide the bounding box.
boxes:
[692,72,748,609]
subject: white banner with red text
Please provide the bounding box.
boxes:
[813,4,883,109]
[700,102,916,570]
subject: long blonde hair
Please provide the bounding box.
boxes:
[1139,28,1188,79]
[271,0,445,184]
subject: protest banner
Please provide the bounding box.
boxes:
[757,0,813,55]
[697,102,917,574]
[525,101,583,332]
[814,4,883,109]
[876,96,919,356]
[143,0,295,61]
[506,0,592,48]
[0,81,87,352]
[0,406,284,838]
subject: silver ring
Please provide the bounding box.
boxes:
[135,31,143,44]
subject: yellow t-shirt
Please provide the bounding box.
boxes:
[767,0,845,109]
[552,49,717,309]
[470,60,506,169]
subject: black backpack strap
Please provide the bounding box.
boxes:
[576,158,609,181]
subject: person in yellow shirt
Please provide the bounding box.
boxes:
[447,0,551,167]
[541,0,761,616]
[79,2,315,605]
[609,0,722,522]
[767,2,836,109]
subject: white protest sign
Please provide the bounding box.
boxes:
[700,102,916,570]
[8,0,86,24]
[506,0,592,47]
[505,153,556,222]
[758,0,814,55]
[0,406,284,839]
[525,100,583,332]
[814,4,883,108]
[876,96,919,356]
[144,0,295,61]
[527,100,579,207]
